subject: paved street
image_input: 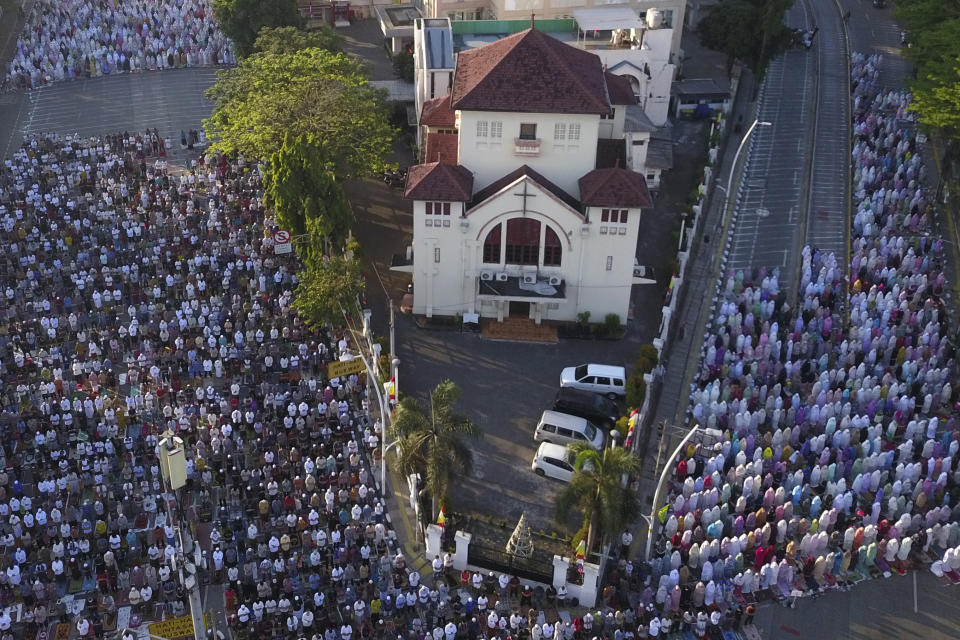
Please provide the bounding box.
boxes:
[754,570,960,640]
[805,0,851,264]
[724,1,815,278]
[0,68,220,158]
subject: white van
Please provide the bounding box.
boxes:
[531,442,576,482]
[534,410,605,450]
[560,364,627,399]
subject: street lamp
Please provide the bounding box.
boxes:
[721,120,772,229]
[643,425,700,561]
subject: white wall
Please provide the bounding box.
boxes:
[458,110,600,196]
[411,183,641,324]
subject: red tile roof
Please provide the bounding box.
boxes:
[451,28,611,115]
[420,95,457,127]
[404,162,474,201]
[470,164,582,214]
[578,167,653,208]
[423,132,459,165]
[605,72,636,105]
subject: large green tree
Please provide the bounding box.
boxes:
[213,0,302,59]
[895,0,960,138]
[697,0,795,80]
[390,380,483,522]
[203,47,394,177]
[265,133,354,259]
[554,442,642,554]
[292,246,366,329]
[254,25,344,55]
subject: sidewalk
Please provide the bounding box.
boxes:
[651,69,757,432]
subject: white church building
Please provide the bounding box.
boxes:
[405,26,654,326]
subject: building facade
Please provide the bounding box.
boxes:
[406,28,654,325]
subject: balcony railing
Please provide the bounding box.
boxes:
[514,138,541,156]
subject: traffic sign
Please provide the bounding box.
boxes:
[274,229,292,254]
[328,358,366,379]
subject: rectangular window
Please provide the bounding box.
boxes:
[490,121,502,139]
[434,248,441,263]
[425,202,451,215]
[601,209,610,223]
[554,123,566,141]
[620,210,628,224]
[476,120,488,138]
[568,123,581,141]
[605,256,613,271]
[601,108,616,120]
[632,139,646,146]
[519,123,537,140]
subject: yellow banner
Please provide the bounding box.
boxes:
[148,613,209,639]
[328,358,366,379]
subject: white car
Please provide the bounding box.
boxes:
[560,364,627,399]
[531,442,576,482]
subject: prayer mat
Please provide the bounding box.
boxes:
[67,578,84,594]
[54,624,70,640]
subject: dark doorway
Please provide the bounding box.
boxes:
[510,301,531,318]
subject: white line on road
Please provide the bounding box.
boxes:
[914,571,918,613]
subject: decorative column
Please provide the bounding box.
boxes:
[552,555,570,590]
[425,524,443,561]
[453,531,472,570]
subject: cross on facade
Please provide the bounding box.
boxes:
[514,181,536,215]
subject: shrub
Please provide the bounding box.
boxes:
[392,50,414,82]
[625,374,646,409]
[603,313,622,337]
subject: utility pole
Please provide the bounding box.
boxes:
[158,430,207,640]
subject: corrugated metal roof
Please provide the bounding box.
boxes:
[424,24,455,70]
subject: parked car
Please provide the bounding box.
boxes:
[560,364,627,399]
[552,387,620,429]
[534,410,605,450]
[531,442,576,482]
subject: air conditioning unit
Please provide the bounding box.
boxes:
[548,275,562,286]
[495,272,509,282]
[480,271,495,281]
[522,273,537,285]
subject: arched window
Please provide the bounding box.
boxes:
[543,226,562,266]
[482,223,502,263]
[505,218,540,265]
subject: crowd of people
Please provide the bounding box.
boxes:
[0,130,404,639]
[642,53,960,635]
[4,0,234,91]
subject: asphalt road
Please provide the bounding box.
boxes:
[0,68,220,158]
[725,0,815,279]
[805,0,851,263]
[754,569,960,640]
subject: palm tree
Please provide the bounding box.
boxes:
[390,379,482,521]
[554,441,642,555]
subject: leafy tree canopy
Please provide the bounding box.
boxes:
[697,0,794,80]
[265,133,354,259]
[554,443,642,552]
[390,380,483,521]
[213,0,302,59]
[203,47,394,177]
[292,244,365,329]
[895,0,960,138]
[254,25,344,55]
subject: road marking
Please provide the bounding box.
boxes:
[914,571,918,613]
[779,626,802,636]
